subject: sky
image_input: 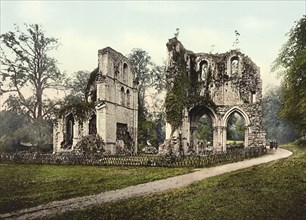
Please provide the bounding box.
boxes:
[0,0,305,92]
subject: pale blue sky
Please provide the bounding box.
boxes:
[1,0,305,90]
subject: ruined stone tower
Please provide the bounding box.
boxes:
[53,47,138,154]
[165,37,266,154]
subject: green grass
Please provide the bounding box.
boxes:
[226,140,244,144]
[51,143,306,220]
[0,164,193,214]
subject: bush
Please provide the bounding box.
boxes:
[74,135,105,154]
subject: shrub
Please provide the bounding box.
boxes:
[74,135,105,154]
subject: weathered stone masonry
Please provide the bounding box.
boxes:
[165,37,266,153]
[53,47,138,154]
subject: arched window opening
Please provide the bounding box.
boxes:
[251,91,257,104]
[114,62,119,79]
[226,112,245,149]
[199,60,208,81]
[189,106,217,154]
[194,114,213,154]
[121,87,125,106]
[230,57,239,76]
[89,114,97,135]
[64,113,74,148]
[126,89,131,107]
[123,63,128,83]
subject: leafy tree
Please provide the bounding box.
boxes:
[0,24,63,120]
[128,49,165,146]
[262,85,298,144]
[272,16,306,136]
[62,70,90,104]
[0,24,63,151]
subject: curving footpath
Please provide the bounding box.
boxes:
[0,148,292,220]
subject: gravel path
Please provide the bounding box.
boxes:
[0,148,292,220]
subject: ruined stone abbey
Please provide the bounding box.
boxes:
[164,37,266,154]
[53,37,266,155]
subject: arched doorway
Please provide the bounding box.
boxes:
[226,112,245,149]
[222,107,250,150]
[189,106,217,154]
[65,113,74,148]
[89,113,97,135]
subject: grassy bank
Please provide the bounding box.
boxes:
[52,143,306,220]
[0,164,193,213]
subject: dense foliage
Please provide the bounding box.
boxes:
[272,16,306,136]
[262,85,298,143]
[165,72,189,133]
[62,70,90,103]
[128,49,165,148]
[165,42,213,136]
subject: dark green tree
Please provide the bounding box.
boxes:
[262,85,298,143]
[128,49,165,148]
[272,16,306,136]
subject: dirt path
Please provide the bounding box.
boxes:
[0,148,292,220]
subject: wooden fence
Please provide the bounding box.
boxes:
[0,146,266,168]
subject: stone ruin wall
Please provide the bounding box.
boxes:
[164,37,266,154]
[53,47,138,155]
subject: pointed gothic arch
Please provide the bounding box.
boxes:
[189,105,218,151]
[222,107,250,148]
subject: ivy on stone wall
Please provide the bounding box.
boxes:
[58,102,95,124]
[165,40,214,136]
[165,72,189,133]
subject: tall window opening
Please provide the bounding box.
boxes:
[226,112,245,148]
[230,57,239,76]
[199,60,208,81]
[65,113,74,147]
[121,87,125,106]
[126,89,131,107]
[251,91,257,104]
[123,63,128,83]
[89,113,97,135]
[194,114,213,154]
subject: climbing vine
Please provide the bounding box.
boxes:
[165,72,189,133]
[58,102,95,124]
[165,42,214,136]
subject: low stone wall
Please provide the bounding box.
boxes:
[0,146,266,168]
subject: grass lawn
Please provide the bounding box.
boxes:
[51,143,306,220]
[0,164,194,214]
[226,140,244,145]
